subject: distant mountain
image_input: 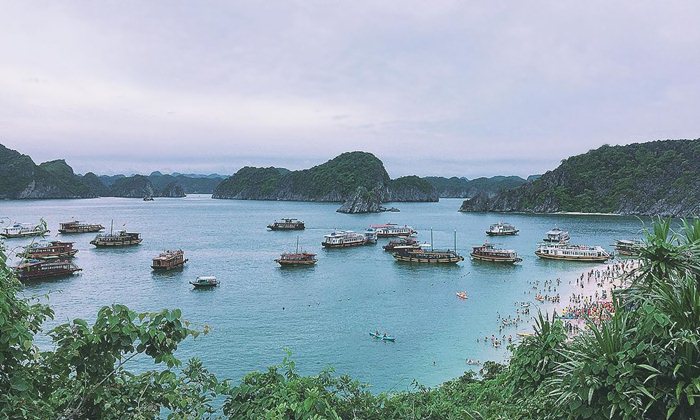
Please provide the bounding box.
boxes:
[147,172,224,194]
[424,175,528,198]
[459,139,700,217]
[212,151,438,203]
[0,146,97,199]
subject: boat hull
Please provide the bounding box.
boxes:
[369,332,395,342]
[17,268,81,281]
[535,251,609,262]
[393,254,464,264]
[190,282,218,288]
[151,260,188,270]
[321,241,367,248]
[275,260,317,266]
[485,230,519,236]
[1,231,49,239]
[90,239,143,247]
[470,253,522,263]
[59,227,104,234]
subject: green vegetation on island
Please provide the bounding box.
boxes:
[424,175,530,198]
[460,139,700,216]
[213,151,439,202]
[2,218,698,418]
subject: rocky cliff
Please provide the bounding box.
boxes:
[0,146,98,199]
[336,186,385,213]
[459,139,700,217]
[213,152,438,203]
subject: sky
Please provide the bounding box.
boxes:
[1,1,699,178]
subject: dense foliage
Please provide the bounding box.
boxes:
[2,218,697,418]
[213,151,439,202]
[460,139,700,216]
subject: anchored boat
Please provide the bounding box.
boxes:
[535,243,610,262]
[0,219,49,239]
[369,331,395,342]
[190,276,218,288]
[267,218,305,231]
[614,239,643,257]
[371,223,416,237]
[18,241,78,260]
[393,230,464,264]
[321,230,376,248]
[382,236,420,251]
[543,227,570,243]
[275,237,317,266]
[58,221,105,234]
[486,222,519,236]
[14,259,82,281]
[151,250,188,270]
[470,242,522,263]
[90,221,142,247]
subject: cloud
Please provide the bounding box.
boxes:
[1,1,699,177]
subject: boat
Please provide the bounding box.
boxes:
[370,223,417,237]
[89,221,142,247]
[486,222,519,236]
[321,230,376,248]
[151,250,188,270]
[0,219,50,239]
[267,218,305,231]
[382,237,420,251]
[614,239,643,256]
[275,238,317,266]
[58,220,105,234]
[143,196,154,201]
[543,227,570,243]
[18,241,78,260]
[14,259,82,281]
[535,243,610,262]
[456,291,468,299]
[393,230,464,264]
[369,331,395,342]
[470,242,522,263]
[190,275,219,288]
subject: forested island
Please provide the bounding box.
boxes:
[460,139,700,217]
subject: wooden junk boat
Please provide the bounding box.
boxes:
[486,222,519,236]
[18,241,78,260]
[321,229,377,248]
[614,239,643,257]
[371,223,417,238]
[151,250,188,270]
[0,220,50,239]
[267,218,305,231]
[535,243,610,262]
[543,227,570,243]
[190,276,219,288]
[393,230,464,264]
[58,221,105,234]
[470,242,522,263]
[14,259,82,281]
[383,236,420,251]
[275,238,317,266]
[90,222,142,247]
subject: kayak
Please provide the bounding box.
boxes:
[456,291,468,299]
[369,332,395,342]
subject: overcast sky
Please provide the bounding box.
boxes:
[1,1,698,178]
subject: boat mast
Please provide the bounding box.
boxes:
[454,230,457,252]
[296,236,299,253]
[110,219,113,235]
[431,228,434,251]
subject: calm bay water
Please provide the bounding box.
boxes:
[1,196,644,392]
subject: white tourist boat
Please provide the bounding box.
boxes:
[370,223,417,237]
[535,243,610,262]
[543,227,570,243]
[321,230,376,248]
[0,220,50,239]
[486,222,519,236]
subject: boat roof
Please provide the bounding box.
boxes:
[196,275,217,281]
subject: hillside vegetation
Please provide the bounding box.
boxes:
[424,175,529,198]
[460,139,700,216]
[213,151,438,202]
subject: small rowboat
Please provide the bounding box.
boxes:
[456,291,468,299]
[369,332,395,342]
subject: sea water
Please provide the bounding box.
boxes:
[1,196,645,392]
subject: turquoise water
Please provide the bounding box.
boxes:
[1,196,644,392]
